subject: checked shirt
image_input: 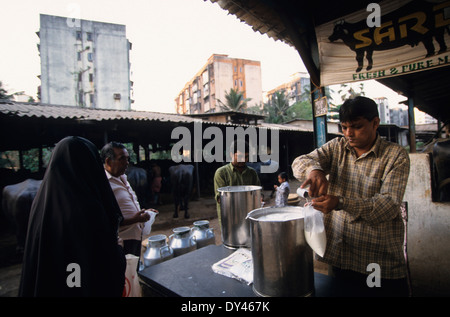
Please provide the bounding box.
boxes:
[292,134,410,279]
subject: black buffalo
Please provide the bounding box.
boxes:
[168,164,194,219]
[328,0,449,72]
[2,179,42,252]
[126,165,152,209]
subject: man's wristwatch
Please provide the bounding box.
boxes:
[336,196,344,210]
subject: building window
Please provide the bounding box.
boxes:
[240,80,243,87]
[76,31,82,41]
[113,93,121,100]
[240,67,242,73]
[89,94,94,105]
[77,52,81,61]
[89,73,93,82]
[234,66,237,72]
[234,80,237,86]
[87,53,93,62]
[87,32,93,41]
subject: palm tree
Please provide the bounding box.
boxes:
[338,83,365,102]
[264,90,290,123]
[0,81,23,100]
[216,88,251,112]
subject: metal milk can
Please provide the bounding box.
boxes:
[218,185,262,249]
[191,220,215,249]
[143,234,174,268]
[169,226,197,257]
[247,206,314,297]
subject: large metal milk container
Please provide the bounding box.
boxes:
[247,206,314,297]
[218,185,262,249]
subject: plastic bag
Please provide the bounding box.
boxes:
[123,254,142,297]
[142,210,157,236]
[303,203,327,257]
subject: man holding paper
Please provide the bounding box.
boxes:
[101,142,157,257]
[292,96,410,297]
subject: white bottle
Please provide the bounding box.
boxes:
[296,188,309,198]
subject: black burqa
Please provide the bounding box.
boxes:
[19,136,126,297]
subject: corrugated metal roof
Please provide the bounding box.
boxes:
[0,100,201,123]
[211,0,294,46]
[0,100,315,132]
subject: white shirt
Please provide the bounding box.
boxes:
[105,170,142,241]
[275,181,290,207]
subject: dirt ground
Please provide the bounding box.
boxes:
[0,180,328,297]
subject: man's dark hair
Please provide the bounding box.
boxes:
[100,141,126,163]
[230,140,250,155]
[339,96,379,123]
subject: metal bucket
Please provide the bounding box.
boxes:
[218,185,262,249]
[247,206,314,297]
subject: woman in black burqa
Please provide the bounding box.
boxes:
[19,136,126,297]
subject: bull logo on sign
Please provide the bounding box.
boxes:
[328,0,450,72]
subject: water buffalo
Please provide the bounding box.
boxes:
[126,165,152,209]
[2,179,42,252]
[328,0,449,72]
[168,164,194,219]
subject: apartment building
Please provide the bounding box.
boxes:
[374,97,391,124]
[38,14,132,110]
[175,54,262,114]
[265,72,310,106]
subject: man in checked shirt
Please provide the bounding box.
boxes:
[292,96,410,297]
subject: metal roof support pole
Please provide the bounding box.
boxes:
[408,96,416,153]
[195,161,201,199]
[311,83,327,148]
[38,146,43,173]
[19,150,24,170]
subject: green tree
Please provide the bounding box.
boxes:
[216,88,251,112]
[287,100,313,120]
[337,83,365,102]
[0,81,24,100]
[263,91,291,123]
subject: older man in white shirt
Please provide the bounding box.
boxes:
[101,142,153,257]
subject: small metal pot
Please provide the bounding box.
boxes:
[191,220,215,248]
[169,226,197,257]
[143,234,174,268]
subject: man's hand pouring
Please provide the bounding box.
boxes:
[301,169,338,214]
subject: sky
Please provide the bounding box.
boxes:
[1,0,407,114]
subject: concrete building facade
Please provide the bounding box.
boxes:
[38,14,132,110]
[175,54,262,114]
[374,97,391,124]
[265,72,310,106]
